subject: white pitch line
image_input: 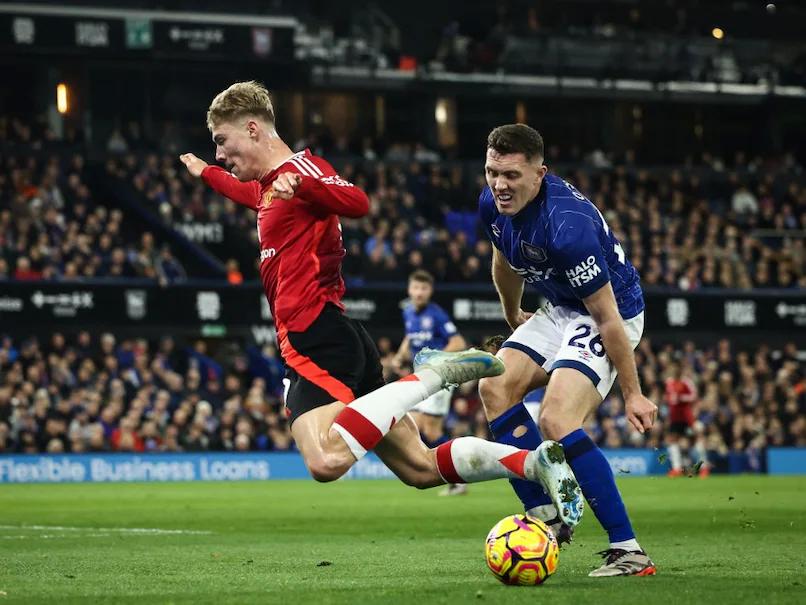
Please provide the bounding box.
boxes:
[0,525,212,535]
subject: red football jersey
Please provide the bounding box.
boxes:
[201,149,369,357]
[664,376,697,425]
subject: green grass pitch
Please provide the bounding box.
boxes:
[1,476,804,604]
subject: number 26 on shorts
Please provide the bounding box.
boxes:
[567,324,606,357]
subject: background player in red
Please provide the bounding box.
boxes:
[664,360,708,477]
[178,81,582,518]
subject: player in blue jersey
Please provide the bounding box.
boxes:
[477,124,657,577]
[393,270,469,495]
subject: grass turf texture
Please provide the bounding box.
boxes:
[1,476,804,604]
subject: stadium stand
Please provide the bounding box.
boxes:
[0,148,188,283]
[4,116,804,288]
[1,331,802,474]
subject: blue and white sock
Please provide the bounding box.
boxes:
[489,403,555,516]
[560,428,641,550]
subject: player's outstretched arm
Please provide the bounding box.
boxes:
[583,283,657,433]
[179,153,261,211]
[491,248,531,330]
[290,173,369,218]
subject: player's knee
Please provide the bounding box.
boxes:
[307,453,351,483]
[537,398,569,440]
[478,375,512,417]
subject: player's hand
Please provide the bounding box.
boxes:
[625,393,658,434]
[179,153,209,178]
[505,309,533,330]
[271,172,303,200]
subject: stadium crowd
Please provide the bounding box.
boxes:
[2,114,804,290]
[100,141,806,289]
[0,151,187,284]
[1,330,802,472]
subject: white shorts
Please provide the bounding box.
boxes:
[501,304,644,400]
[412,386,454,416]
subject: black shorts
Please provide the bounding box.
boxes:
[669,421,693,436]
[282,303,385,424]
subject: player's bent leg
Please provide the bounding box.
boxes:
[373,414,444,489]
[478,347,547,421]
[477,347,576,529]
[540,368,654,576]
[332,348,504,461]
[374,412,579,493]
[538,368,602,440]
[291,401,357,482]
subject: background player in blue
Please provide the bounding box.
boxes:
[477,124,658,577]
[393,270,468,495]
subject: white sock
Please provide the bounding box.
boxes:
[435,437,535,484]
[694,441,708,467]
[610,538,641,552]
[668,443,683,471]
[332,369,443,459]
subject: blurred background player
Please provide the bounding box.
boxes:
[393,270,468,495]
[477,124,656,577]
[664,360,709,477]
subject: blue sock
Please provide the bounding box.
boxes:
[560,428,635,543]
[489,403,553,512]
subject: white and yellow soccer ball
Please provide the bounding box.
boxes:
[485,514,559,586]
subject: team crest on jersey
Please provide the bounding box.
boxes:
[262,191,274,209]
[421,316,433,329]
[521,241,547,263]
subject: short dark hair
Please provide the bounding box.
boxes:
[409,269,434,285]
[487,124,544,161]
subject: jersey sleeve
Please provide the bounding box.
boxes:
[291,156,369,218]
[295,175,369,218]
[201,165,261,211]
[552,211,611,299]
[478,188,501,249]
[433,306,458,338]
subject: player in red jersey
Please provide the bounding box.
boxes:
[664,360,708,477]
[177,82,582,518]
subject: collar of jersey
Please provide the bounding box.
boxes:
[260,149,310,187]
[510,181,547,227]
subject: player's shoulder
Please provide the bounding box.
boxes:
[545,176,600,233]
[281,150,335,178]
[544,174,589,210]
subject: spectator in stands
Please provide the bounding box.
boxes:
[156,245,187,284]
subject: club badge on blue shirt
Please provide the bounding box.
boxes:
[521,241,547,263]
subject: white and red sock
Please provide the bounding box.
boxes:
[435,437,536,484]
[668,443,683,471]
[332,369,443,459]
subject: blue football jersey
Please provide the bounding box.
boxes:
[479,173,644,318]
[402,302,458,358]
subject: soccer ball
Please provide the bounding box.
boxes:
[485,514,559,585]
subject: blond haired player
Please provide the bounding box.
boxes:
[178,82,582,517]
